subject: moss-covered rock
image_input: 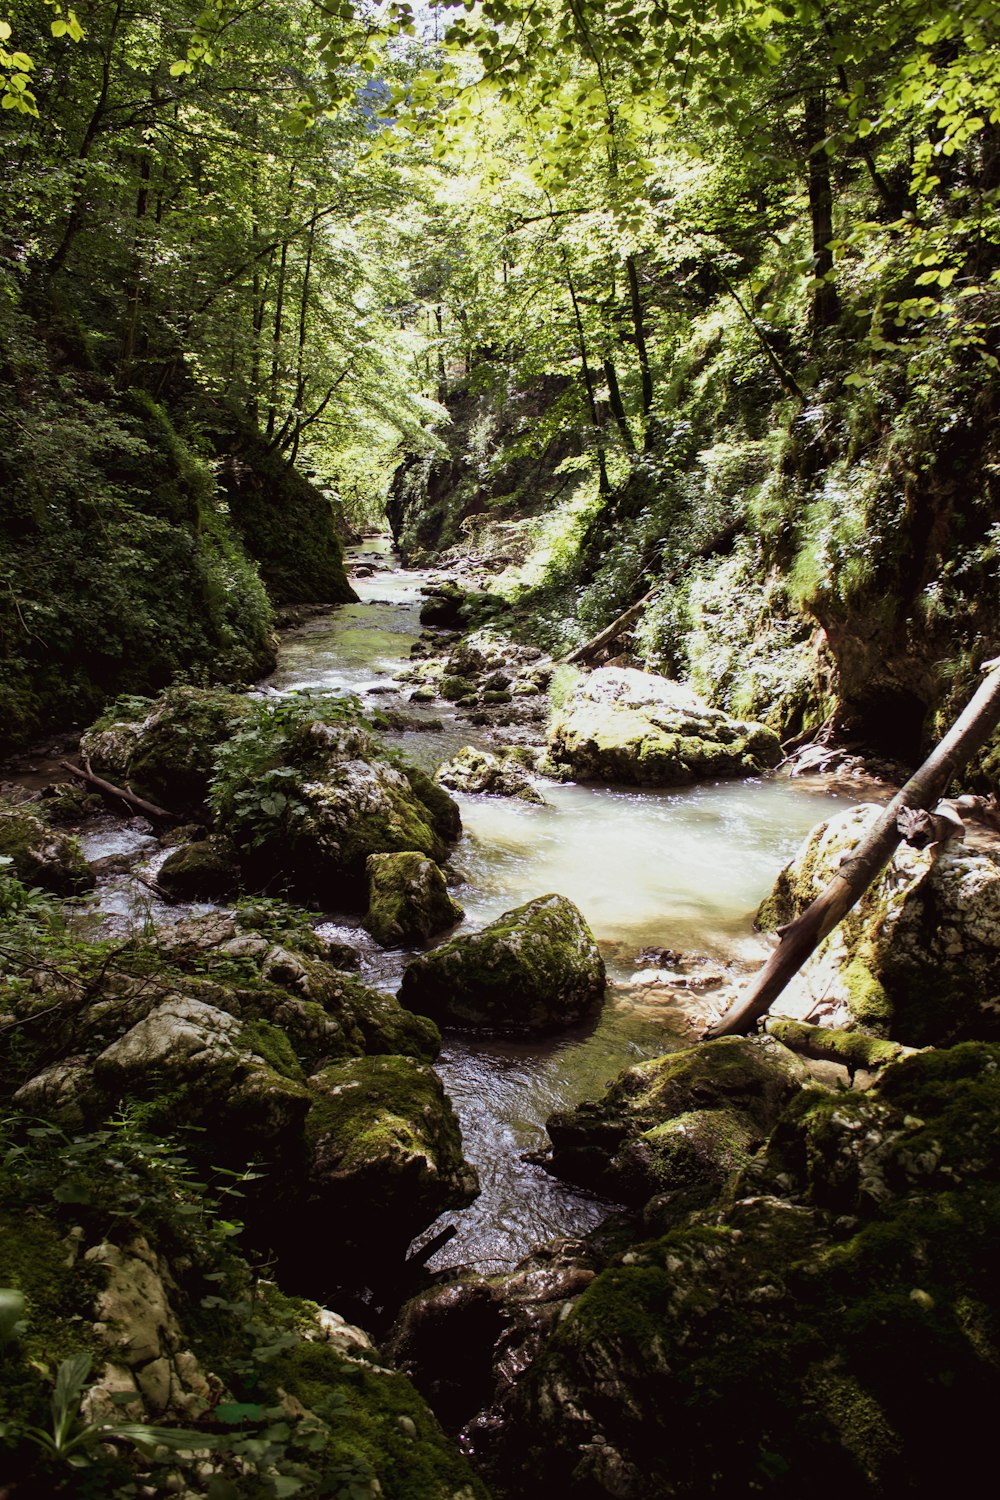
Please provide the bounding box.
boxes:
[496,1044,1000,1500]
[211,701,463,906]
[285,1054,479,1275]
[364,851,464,948]
[400,893,605,1034]
[546,1035,809,1211]
[438,745,545,803]
[759,803,1000,1045]
[156,838,241,900]
[81,685,253,813]
[547,666,782,785]
[0,799,94,896]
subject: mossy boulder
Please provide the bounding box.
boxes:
[547,666,782,785]
[156,838,241,900]
[438,744,545,803]
[211,705,462,906]
[0,800,94,896]
[758,803,1000,1045]
[497,1044,1000,1500]
[287,1054,479,1273]
[400,893,605,1034]
[81,685,252,812]
[419,582,468,628]
[364,851,464,948]
[546,1035,809,1212]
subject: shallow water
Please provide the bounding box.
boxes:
[266,542,854,1273]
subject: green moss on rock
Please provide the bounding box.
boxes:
[364,851,464,948]
[0,800,94,896]
[400,893,605,1034]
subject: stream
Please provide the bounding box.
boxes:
[264,540,855,1273]
[78,539,855,1277]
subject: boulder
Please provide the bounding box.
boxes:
[212,710,462,906]
[0,800,94,895]
[495,1043,1000,1500]
[285,1054,479,1274]
[759,803,1000,1045]
[547,667,782,784]
[437,745,545,803]
[82,686,252,812]
[363,851,464,948]
[545,1035,809,1215]
[156,838,241,900]
[400,893,605,1034]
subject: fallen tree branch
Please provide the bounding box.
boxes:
[704,662,1000,1039]
[58,761,179,826]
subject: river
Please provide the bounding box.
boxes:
[256,540,854,1273]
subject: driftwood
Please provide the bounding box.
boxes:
[704,663,1000,1039]
[561,518,745,668]
[58,760,179,826]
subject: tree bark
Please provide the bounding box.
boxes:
[704,664,1000,1039]
[59,761,179,825]
[804,89,841,334]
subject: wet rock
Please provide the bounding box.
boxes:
[547,666,782,785]
[759,803,1000,1044]
[156,837,241,899]
[419,582,469,628]
[0,799,95,895]
[364,851,464,948]
[400,893,605,1034]
[437,745,545,804]
[546,1035,809,1214]
[286,1054,479,1274]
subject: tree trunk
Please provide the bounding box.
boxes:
[804,89,841,334]
[704,664,1000,1038]
[565,266,611,495]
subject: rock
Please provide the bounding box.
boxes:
[92,995,312,1149]
[82,685,251,812]
[545,1035,809,1213]
[547,666,782,785]
[213,710,462,906]
[285,1054,479,1276]
[156,838,241,899]
[0,800,95,895]
[400,893,605,1034]
[759,803,1000,1045]
[364,851,464,948]
[437,745,545,804]
[419,583,468,628]
[495,1043,1000,1500]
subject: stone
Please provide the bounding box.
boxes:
[364,851,464,948]
[0,800,95,895]
[215,716,462,906]
[437,745,545,804]
[156,838,241,900]
[284,1054,479,1275]
[82,686,252,812]
[547,666,782,785]
[545,1034,810,1211]
[759,803,1000,1045]
[400,893,605,1034]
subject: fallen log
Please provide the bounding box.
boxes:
[704,662,1000,1039]
[58,760,179,826]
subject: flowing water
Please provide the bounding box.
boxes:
[263,541,855,1273]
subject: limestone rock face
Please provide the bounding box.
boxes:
[437,745,545,803]
[364,850,464,948]
[759,803,1000,1045]
[547,667,782,784]
[400,893,605,1034]
[0,800,94,895]
[546,1035,809,1215]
